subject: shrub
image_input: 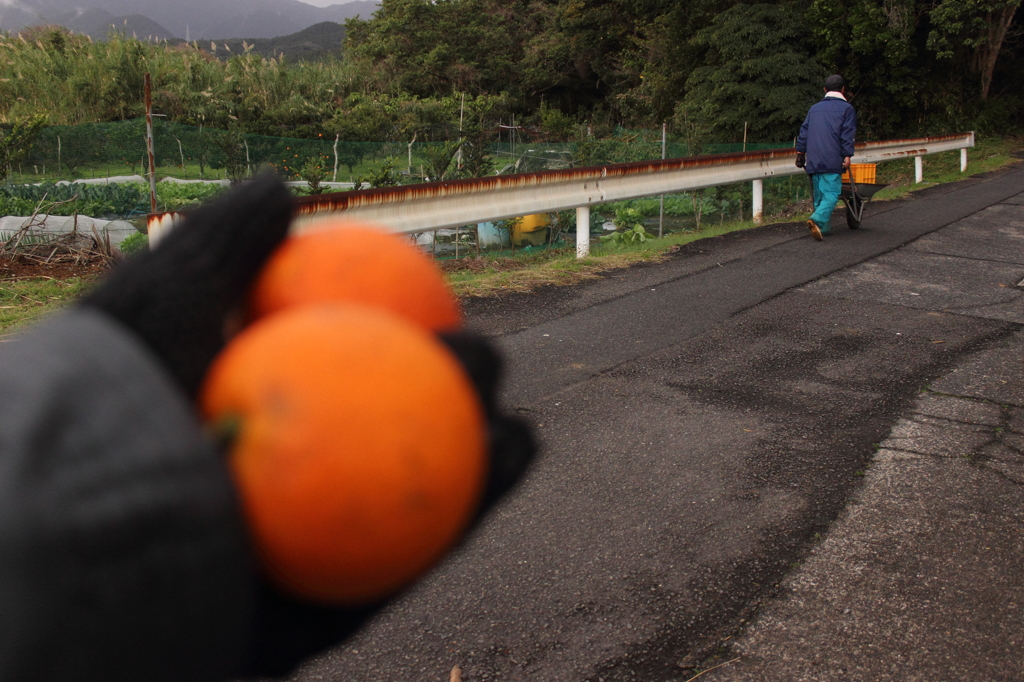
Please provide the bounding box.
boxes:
[119,230,148,256]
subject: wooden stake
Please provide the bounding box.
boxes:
[144,73,157,214]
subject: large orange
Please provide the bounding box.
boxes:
[250,221,462,332]
[200,304,487,606]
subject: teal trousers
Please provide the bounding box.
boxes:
[809,173,842,234]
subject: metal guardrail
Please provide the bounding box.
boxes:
[148,132,975,254]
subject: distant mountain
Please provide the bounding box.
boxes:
[0,0,378,40]
[0,3,41,32]
[204,21,345,61]
[53,9,176,41]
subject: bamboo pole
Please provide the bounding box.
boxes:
[144,73,157,214]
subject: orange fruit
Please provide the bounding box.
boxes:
[200,304,487,606]
[250,221,462,332]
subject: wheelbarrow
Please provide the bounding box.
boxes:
[840,171,888,229]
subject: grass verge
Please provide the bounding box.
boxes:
[0,277,92,338]
[873,134,1021,201]
[447,219,761,297]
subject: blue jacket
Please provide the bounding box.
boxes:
[796,95,856,175]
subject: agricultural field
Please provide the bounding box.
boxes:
[0,180,226,222]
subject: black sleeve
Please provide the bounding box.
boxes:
[0,309,256,682]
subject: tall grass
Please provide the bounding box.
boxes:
[0,28,355,132]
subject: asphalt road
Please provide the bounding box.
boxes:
[292,164,1024,682]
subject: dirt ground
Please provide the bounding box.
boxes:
[0,254,110,281]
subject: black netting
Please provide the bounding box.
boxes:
[14,119,792,184]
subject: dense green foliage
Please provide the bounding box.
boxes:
[808,0,1022,133]
[0,115,47,182]
[0,182,147,217]
[341,0,1023,139]
[0,0,1020,153]
[154,182,226,209]
[677,3,821,143]
[118,230,149,255]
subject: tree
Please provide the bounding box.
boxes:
[299,156,329,193]
[212,127,249,184]
[570,125,603,167]
[807,0,930,135]
[421,140,462,182]
[336,142,372,175]
[608,0,736,125]
[677,3,821,143]
[449,92,503,178]
[344,0,523,98]
[0,115,47,183]
[536,101,578,140]
[455,130,495,178]
[519,0,680,116]
[355,157,401,189]
[807,0,1023,133]
[927,0,1022,99]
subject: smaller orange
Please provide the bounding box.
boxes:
[250,221,462,332]
[201,304,487,606]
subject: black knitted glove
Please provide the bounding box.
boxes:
[795,152,806,169]
[440,331,536,517]
[81,171,294,398]
[82,174,535,679]
[0,173,295,682]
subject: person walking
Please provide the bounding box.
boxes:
[795,74,857,241]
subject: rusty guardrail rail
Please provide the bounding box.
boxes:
[148,132,974,257]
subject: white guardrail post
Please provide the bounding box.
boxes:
[961,148,968,172]
[576,206,590,258]
[147,211,178,249]
[915,156,924,184]
[149,133,975,255]
[752,179,763,225]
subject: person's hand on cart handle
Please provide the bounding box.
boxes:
[843,156,851,169]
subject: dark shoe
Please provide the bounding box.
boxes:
[808,220,823,241]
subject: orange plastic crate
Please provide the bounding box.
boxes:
[842,163,876,184]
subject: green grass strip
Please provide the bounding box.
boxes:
[0,277,92,337]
